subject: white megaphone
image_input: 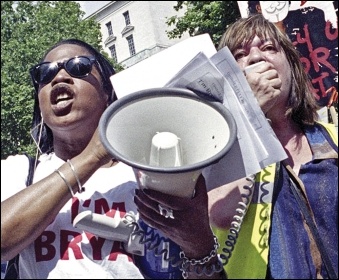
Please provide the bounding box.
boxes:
[99,87,237,198]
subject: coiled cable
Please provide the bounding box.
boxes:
[219,174,255,265]
[129,218,182,268]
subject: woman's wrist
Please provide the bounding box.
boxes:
[179,235,227,279]
[180,230,216,258]
[181,255,226,279]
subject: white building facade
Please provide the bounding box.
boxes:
[89,1,190,68]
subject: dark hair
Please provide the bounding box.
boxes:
[31,38,117,154]
[247,1,260,15]
[218,14,319,125]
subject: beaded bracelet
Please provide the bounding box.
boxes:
[55,169,74,197]
[180,235,226,278]
[67,159,85,193]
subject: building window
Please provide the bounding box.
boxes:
[123,11,131,26]
[106,21,113,36]
[126,35,135,56]
[109,45,118,63]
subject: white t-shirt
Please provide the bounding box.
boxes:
[1,153,144,279]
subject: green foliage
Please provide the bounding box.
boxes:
[1,1,122,159]
[166,1,241,48]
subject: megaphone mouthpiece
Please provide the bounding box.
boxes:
[150,131,183,167]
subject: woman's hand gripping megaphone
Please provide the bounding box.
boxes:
[134,174,217,260]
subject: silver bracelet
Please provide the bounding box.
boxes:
[55,169,75,197]
[180,235,226,278]
[67,159,84,193]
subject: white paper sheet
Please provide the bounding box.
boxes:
[110,34,217,98]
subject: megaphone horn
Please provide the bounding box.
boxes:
[99,87,237,197]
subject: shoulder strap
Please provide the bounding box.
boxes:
[26,154,36,186]
[4,255,19,279]
[4,154,38,279]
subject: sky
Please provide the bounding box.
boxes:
[77,1,111,17]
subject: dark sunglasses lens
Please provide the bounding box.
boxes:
[35,63,58,84]
[66,57,92,78]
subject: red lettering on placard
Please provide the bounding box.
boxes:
[94,198,111,215]
[94,199,127,218]
[312,72,330,98]
[310,47,336,73]
[85,232,106,260]
[34,198,133,262]
[60,230,83,260]
[295,24,336,74]
[71,197,80,222]
[292,20,338,105]
[35,231,56,262]
[325,20,338,41]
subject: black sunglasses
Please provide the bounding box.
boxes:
[30,56,97,87]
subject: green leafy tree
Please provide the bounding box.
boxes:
[166,1,241,48]
[1,1,122,159]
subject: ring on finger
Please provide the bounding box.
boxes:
[158,204,174,219]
